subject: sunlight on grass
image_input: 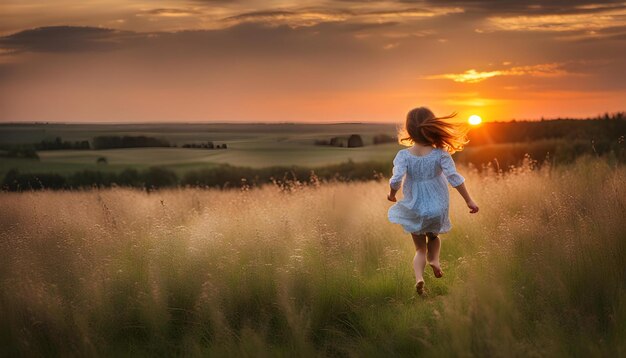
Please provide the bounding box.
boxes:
[0,156,624,356]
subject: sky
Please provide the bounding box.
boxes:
[0,0,625,123]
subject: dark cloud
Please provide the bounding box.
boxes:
[420,0,626,15]
[0,26,138,53]
[150,21,391,61]
[267,0,624,16]
[221,6,461,25]
[221,6,446,21]
[0,20,399,56]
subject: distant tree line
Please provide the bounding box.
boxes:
[182,142,228,149]
[2,167,180,191]
[314,134,364,147]
[456,137,626,170]
[0,144,39,159]
[1,160,388,191]
[36,137,90,150]
[4,136,231,153]
[373,134,396,144]
[2,137,624,191]
[469,112,626,146]
[92,136,171,149]
[0,136,91,158]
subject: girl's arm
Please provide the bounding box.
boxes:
[388,151,406,201]
[388,186,398,202]
[440,151,479,213]
[453,182,479,213]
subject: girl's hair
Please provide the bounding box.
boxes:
[398,107,469,153]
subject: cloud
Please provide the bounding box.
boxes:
[0,26,138,53]
[425,63,570,83]
[361,7,464,18]
[487,8,626,32]
[221,9,351,28]
[136,8,202,18]
[420,0,626,38]
[220,6,463,28]
[427,69,500,83]
[421,0,626,15]
[0,20,399,58]
[432,0,626,38]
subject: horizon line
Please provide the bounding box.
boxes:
[1,113,624,126]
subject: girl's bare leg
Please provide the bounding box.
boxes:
[411,233,427,294]
[426,232,443,278]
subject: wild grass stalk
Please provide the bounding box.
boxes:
[0,156,624,356]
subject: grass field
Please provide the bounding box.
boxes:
[3,121,623,180]
[0,143,403,178]
[0,123,404,177]
[0,123,397,145]
[1,156,624,356]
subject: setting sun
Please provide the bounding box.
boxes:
[468,115,482,125]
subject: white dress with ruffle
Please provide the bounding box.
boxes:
[387,148,465,235]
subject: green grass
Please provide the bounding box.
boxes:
[0,123,397,145]
[0,156,624,356]
[0,122,403,177]
[3,122,624,180]
[1,143,403,177]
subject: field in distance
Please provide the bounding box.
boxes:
[2,117,624,179]
[0,123,402,176]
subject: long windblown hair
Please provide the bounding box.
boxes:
[398,107,469,153]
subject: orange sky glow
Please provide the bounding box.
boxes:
[0,0,625,123]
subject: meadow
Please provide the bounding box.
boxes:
[1,155,624,357]
[0,123,402,178]
[2,118,624,181]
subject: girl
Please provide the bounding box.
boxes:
[387,107,479,295]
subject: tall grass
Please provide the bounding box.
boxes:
[0,156,624,357]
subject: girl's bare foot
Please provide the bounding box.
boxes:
[429,262,443,278]
[415,280,425,295]
[426,234,442,278]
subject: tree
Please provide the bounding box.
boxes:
[117,168,142,187]
[373,134,395,145]
[143,167,178,189]
[347,134,364,148]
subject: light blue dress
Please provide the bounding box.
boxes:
[387,148,465,235]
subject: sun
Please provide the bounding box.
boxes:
[468,115,482,125]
